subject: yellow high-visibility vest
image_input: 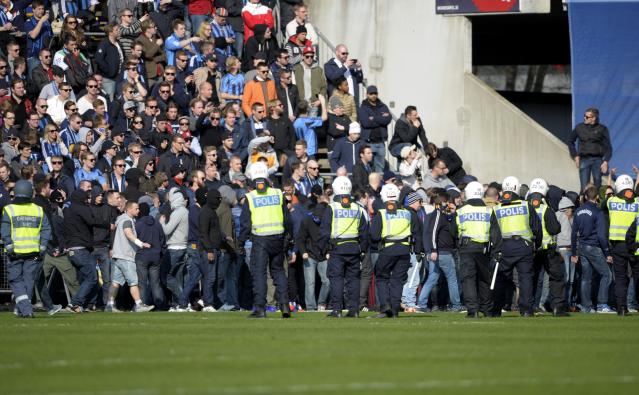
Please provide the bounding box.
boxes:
[3,203,44,255]
[535,203,554,249]
[494,201,533,241]
[456,204,491,243]
[607,196,638,241]
[329,202,363,241]
[246,188,285,236]
[380,208,411,247]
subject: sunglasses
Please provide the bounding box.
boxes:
[42,55,51,59]
[132,151,142,154]
[68,20,77,24]
[40,105,48,109]
[133,120,143,124]
[127,67,137,71]
[165,73,175,76]
[308,167,318,170]
[340,52,349,55]
[160,90,170,94]
[9,137,18,140]
[123,14,133,17]
[304,55,314,59]
[49,129,59,133]
[0,65,6,69]
[68,107,78,112]
[177,58,188,62]
[126,90,135,94]
[180,122,190,126]
[147,162,155,166]
[211,117,220,120]
[114,164,125,167]
[147,105,157,109]
[87,84,98,88]
[51,161,63,165]
[88,158,96,162]
[62,88,72,92]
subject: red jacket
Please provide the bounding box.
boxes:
[241,3,274,43]
[189,0,214,15]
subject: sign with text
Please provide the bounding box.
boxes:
[436,0,520,15]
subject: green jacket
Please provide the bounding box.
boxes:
[293,63,328,102]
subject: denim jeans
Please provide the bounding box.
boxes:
[401,253,422,308]
[559,249,576,305]
[101,78,116,101]
[303,257,329,310]
[579,244,612,309]
[180,248,214,308]
[166,248,188,306]
[217,251,239,308]
[90,247,111,307]
[579,156,603,192]
[417,253,461,309]
[369,142,386,173]
[136,258,165,308]
[189,14,209,34]
[68,248,98,307]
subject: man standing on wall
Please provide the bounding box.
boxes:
[568,107,612,192]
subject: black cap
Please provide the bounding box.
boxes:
[52,65,65,77]
[253,51,267,60]
[296,25,307,35]
[367,85,378,94]
[170,163,186,177]
[156,113,167,122]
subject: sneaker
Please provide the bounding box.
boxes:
[133,304,155,313]
[581,307,596,314]
[171,306,189,312]
[66,305,83,314]
[202,306,217,312]
[47,304,63,316]
[404,307,418,313]
[318,304,327,311]
[168,306,177,312]
[265,305,277,313]
[104,305,121,313]
[360,306,369,312]
[185,305,196,312]
[33,302,45,311]
[197,299,205,308]
[629,307,638,313]
[417,307,431,313]
[596,305,615,314]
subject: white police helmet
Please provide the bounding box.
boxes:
[331,176,352,195]
[615,174,634,193]
[502,176,521,194]
[380,183,400,203]
[464,181,484,200]
[249,162,269,181]
[529,178,549,196]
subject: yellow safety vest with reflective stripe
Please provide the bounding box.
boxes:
[634,215,639,256]
[380,208,411,246]
[329,202,362,242]
[534,203,554,249]
[3,203,44,255]
[456,205,491,243]
[246,188,285,236]
[607,196,638,241]
[494,201,533,242]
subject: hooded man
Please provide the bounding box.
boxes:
[199,188,224,311]
[135,202,166,309]
[161,188,190,309]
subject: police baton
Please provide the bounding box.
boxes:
[490,259,499,291]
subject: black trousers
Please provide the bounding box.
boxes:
[610,241,639,310]
[327,253,361,311]
[459,251,493,314]
[375,254,411,314]
[533,248,566,311]
[493,241,535,315]
[251,237,288,308]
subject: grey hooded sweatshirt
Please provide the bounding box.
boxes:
[160,188,189,249]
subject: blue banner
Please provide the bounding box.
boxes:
[568,0,639,174]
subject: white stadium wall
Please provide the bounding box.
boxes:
[307,0,579,190]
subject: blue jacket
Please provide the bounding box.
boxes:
[357,99,392,144]
[329,137,364,173]
[571,201,610,257]
[135,214,166,261]
[94,39,123,79]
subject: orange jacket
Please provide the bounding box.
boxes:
[242,78,277,116]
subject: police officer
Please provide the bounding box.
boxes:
[604,174,638,316]
[454,181,499,318]
[1,181,52,318]
[624,204,639,310]
[320,176,368,318]
[369,184,421,318]
[239,162,291,318]
[492,176,542,317]
[528,178,568,316]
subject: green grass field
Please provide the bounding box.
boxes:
[1,311,638,395]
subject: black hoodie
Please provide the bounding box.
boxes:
[63,189,110,249]
[199,189,222,253]
[90,187,119,248]
[296,202,328,261]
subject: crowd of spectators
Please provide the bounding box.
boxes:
[1,1,637,316]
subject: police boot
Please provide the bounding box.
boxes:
[368,305,393,319]
[280,303,291,318]
[618,308,630,316]
[247,307,267,318]
[466,311,480,319]
[327,310,343,318]
[345,310,359,318]
[552,307,570,317]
